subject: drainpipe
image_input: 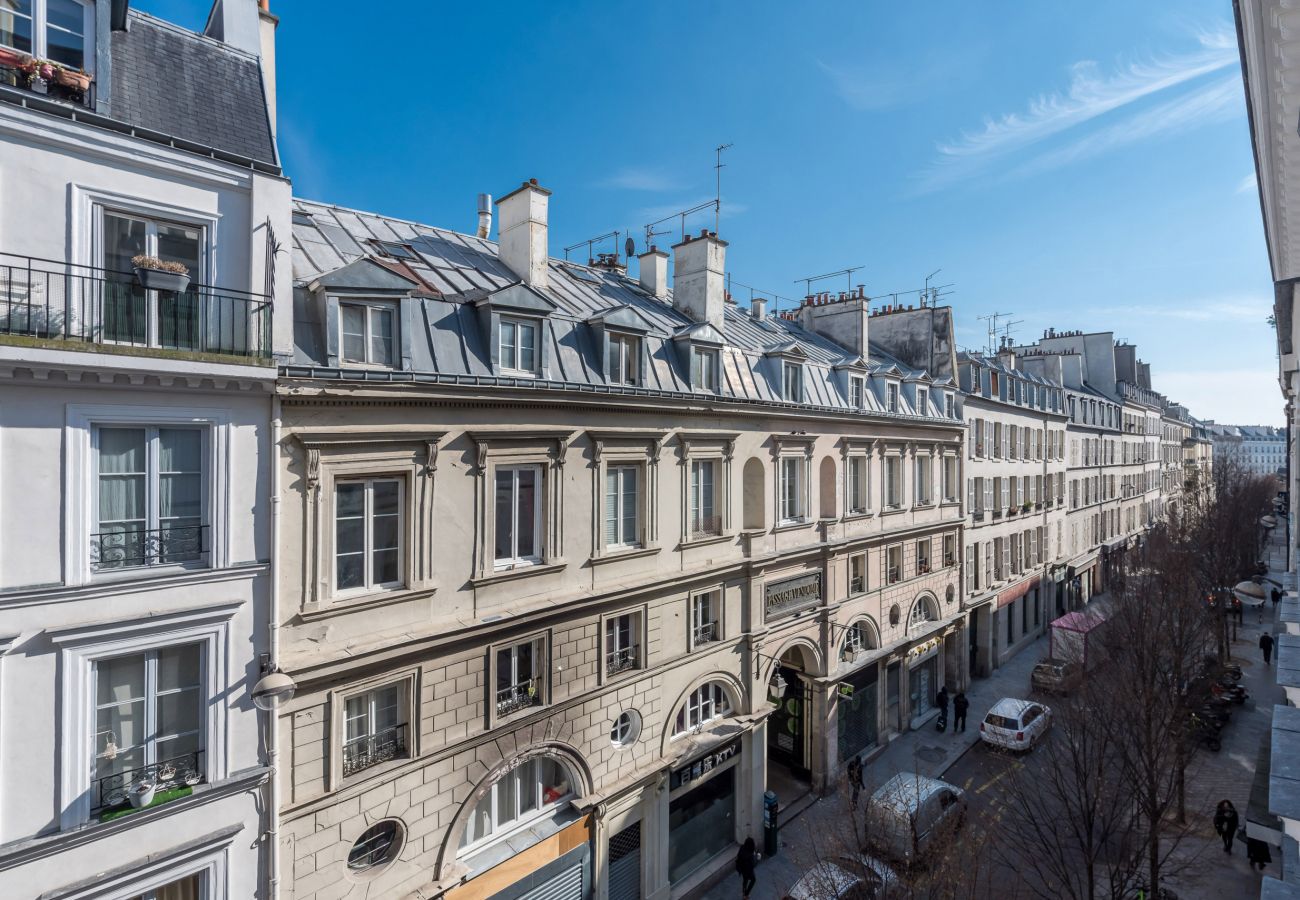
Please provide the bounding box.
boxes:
[267,394,283,900]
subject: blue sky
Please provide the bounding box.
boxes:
[143,0,1277,424]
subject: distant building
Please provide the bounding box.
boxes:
[1203,423,1286,478]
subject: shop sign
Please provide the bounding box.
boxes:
[671,739,741,790]
[838,683,854,698]
[907,635,942,663]
[765,573,821,619]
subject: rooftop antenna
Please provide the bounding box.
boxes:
[978,311,1013,356]
[795,266,864,296]
[563,230,620,264]
[643,223,672,252]
[715,143,733,234]
[924,269,941,306]
[1000,319,1024,351]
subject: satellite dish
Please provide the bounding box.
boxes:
[625,237,636,259]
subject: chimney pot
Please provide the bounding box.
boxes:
[496,179,551,288]
[672,232,727,331]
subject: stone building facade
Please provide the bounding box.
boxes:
[271,186,963,900]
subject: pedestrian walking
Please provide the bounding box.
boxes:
[736,836,758,899]
[953,692,970,733]
[1261,631,1275,666]
[1214,800,1240,854]
[1248,835,1273,871]
[846,755,864,807]
[1273,586,1283,607]
[1234,597,1244,626]
[935,686,950,732]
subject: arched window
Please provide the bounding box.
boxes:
[742,458,766,530]
[840,621,872,660]
[908,596,937,632]
[673,681,732,736]
[819,456,837,519]
[459,756,575,854]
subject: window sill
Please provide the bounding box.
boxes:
[773,520,812,533]
[679,532,731,550]
[90,561,211,584]
[471,559,567,587]
[879,507,907,517]
[301,585,436,622]
[912,503,936,511]
[843,510,873,521]
[590,545,660,566]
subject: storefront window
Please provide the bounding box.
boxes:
[668,767,736,884]
[909,656,937,727]
[837,665,880,760]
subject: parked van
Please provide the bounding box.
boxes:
[864,773,967,865]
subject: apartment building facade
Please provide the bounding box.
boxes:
[270,185,964,900]
[956,351,1067,676]
[0,1,290,898]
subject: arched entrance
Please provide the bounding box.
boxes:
[765,642,818,794]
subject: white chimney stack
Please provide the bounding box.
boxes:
[476,193,492,239]
[672,230,727,331]
[751,297,767,320]
[638,248,668,300]
[495,179,550,289]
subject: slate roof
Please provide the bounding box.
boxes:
[109,11,276,166]
[288,197,959,421]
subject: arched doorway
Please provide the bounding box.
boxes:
[765,642,818,792]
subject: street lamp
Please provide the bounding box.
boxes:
[252,655,296,711]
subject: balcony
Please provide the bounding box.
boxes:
[496,680,543,718]
[606,646,640,676]
[342,724,409,777]
[689,515,723,541]
[693,622,718,645]
[91,524,209,571]
[0,53,95,107]
[93,749,205,819]
[0,253,271,360]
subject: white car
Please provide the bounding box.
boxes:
[979,698,1052,752]
[789,854,899,900]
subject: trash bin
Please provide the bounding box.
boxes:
[763,790,779,857]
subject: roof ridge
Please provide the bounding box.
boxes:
[127,9,262,64]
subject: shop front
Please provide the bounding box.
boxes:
[836,663,880,763]
[666,739,742,888]
[906,636,943,729]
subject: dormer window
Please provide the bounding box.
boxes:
[3,0,89,70]
[848,376,865,409]
[607,333,640,386]
[944,392,955,418]
[500,317,538,375]
[916,387,929,415]
[782,362,803,402]
[886,382,899,413]
[339,300,396,368]
[691,347,719,392]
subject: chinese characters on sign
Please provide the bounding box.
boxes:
[671,739,741,790]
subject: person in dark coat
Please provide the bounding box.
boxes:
[736,836,758,898]
[1273,586,1283,606]
[1214,800,1240,853]
[953,692,970,733]
[1261,631,1276,666]
[936,686,950,718]
[1248,835,1273,871]
[846,755,864,807]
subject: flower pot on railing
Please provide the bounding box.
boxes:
[131,256,191,293]
[0,47,30,70]
[29,75,47,94]
[128,781,157,809]
[54,68,91,91]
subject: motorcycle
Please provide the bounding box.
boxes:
[1210,682,1248,705]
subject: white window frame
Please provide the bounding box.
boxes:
[886,382,899,413]
[672,681,732,737]
[492,635,548,724]
[782,361,804,402]
[604,463,643,550]
[66,405,231,587]
[779,455,806,524]
[1,0,94,72]
[914,454,933,506]
[494,463,545,569]
[848,551,867,595]
[338,677,413,782]
[690,589,722,648]
[338,299,398,368]
[458,756,577,855]
[884,455,902,509]
[886,544,902,584]
[842,621,868,660]
[689,458,720,539]
[603,609,644,679]
[691,346,720,392]
[916,387,929,415]
[333,477,405,597]
[607,332,641,386]
[846,454,870,515]
[848,375,865,409]
[916,538,931,574]
[499,316,539,375]
[50,601,237,831]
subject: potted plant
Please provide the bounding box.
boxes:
[54,66,91,91]
[0,46,29,71]
[25,59,54,93]
[128,780,157,809]
[132,255,191,293]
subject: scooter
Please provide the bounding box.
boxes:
[1210,682,1248,705]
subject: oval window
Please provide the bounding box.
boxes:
[611,710,642,748]
[348,820,402,873]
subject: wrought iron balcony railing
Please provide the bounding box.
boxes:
[606,646,639,676]
[690,515,723,541]
[342,723,409,777]
[90,524,209,571]
[93,749,205,813]
[0,253,271,358]
[693,622,718,645]
[496,680,543,717]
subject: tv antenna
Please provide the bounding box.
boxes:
[977,311,1013,355]
[999,319,1024,350]
[642,223,673,253]
[795,266,864,296]
[715,143,733,233]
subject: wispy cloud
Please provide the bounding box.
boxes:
[595,167,683,192]
[1090,295,1272,323]
[916,26,1238,191]
[1237,172,1257,194]
[817,59,914,111]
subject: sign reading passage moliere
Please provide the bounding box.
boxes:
[765,572,821,619]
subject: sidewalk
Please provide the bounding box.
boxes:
[694,627,1052,900]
